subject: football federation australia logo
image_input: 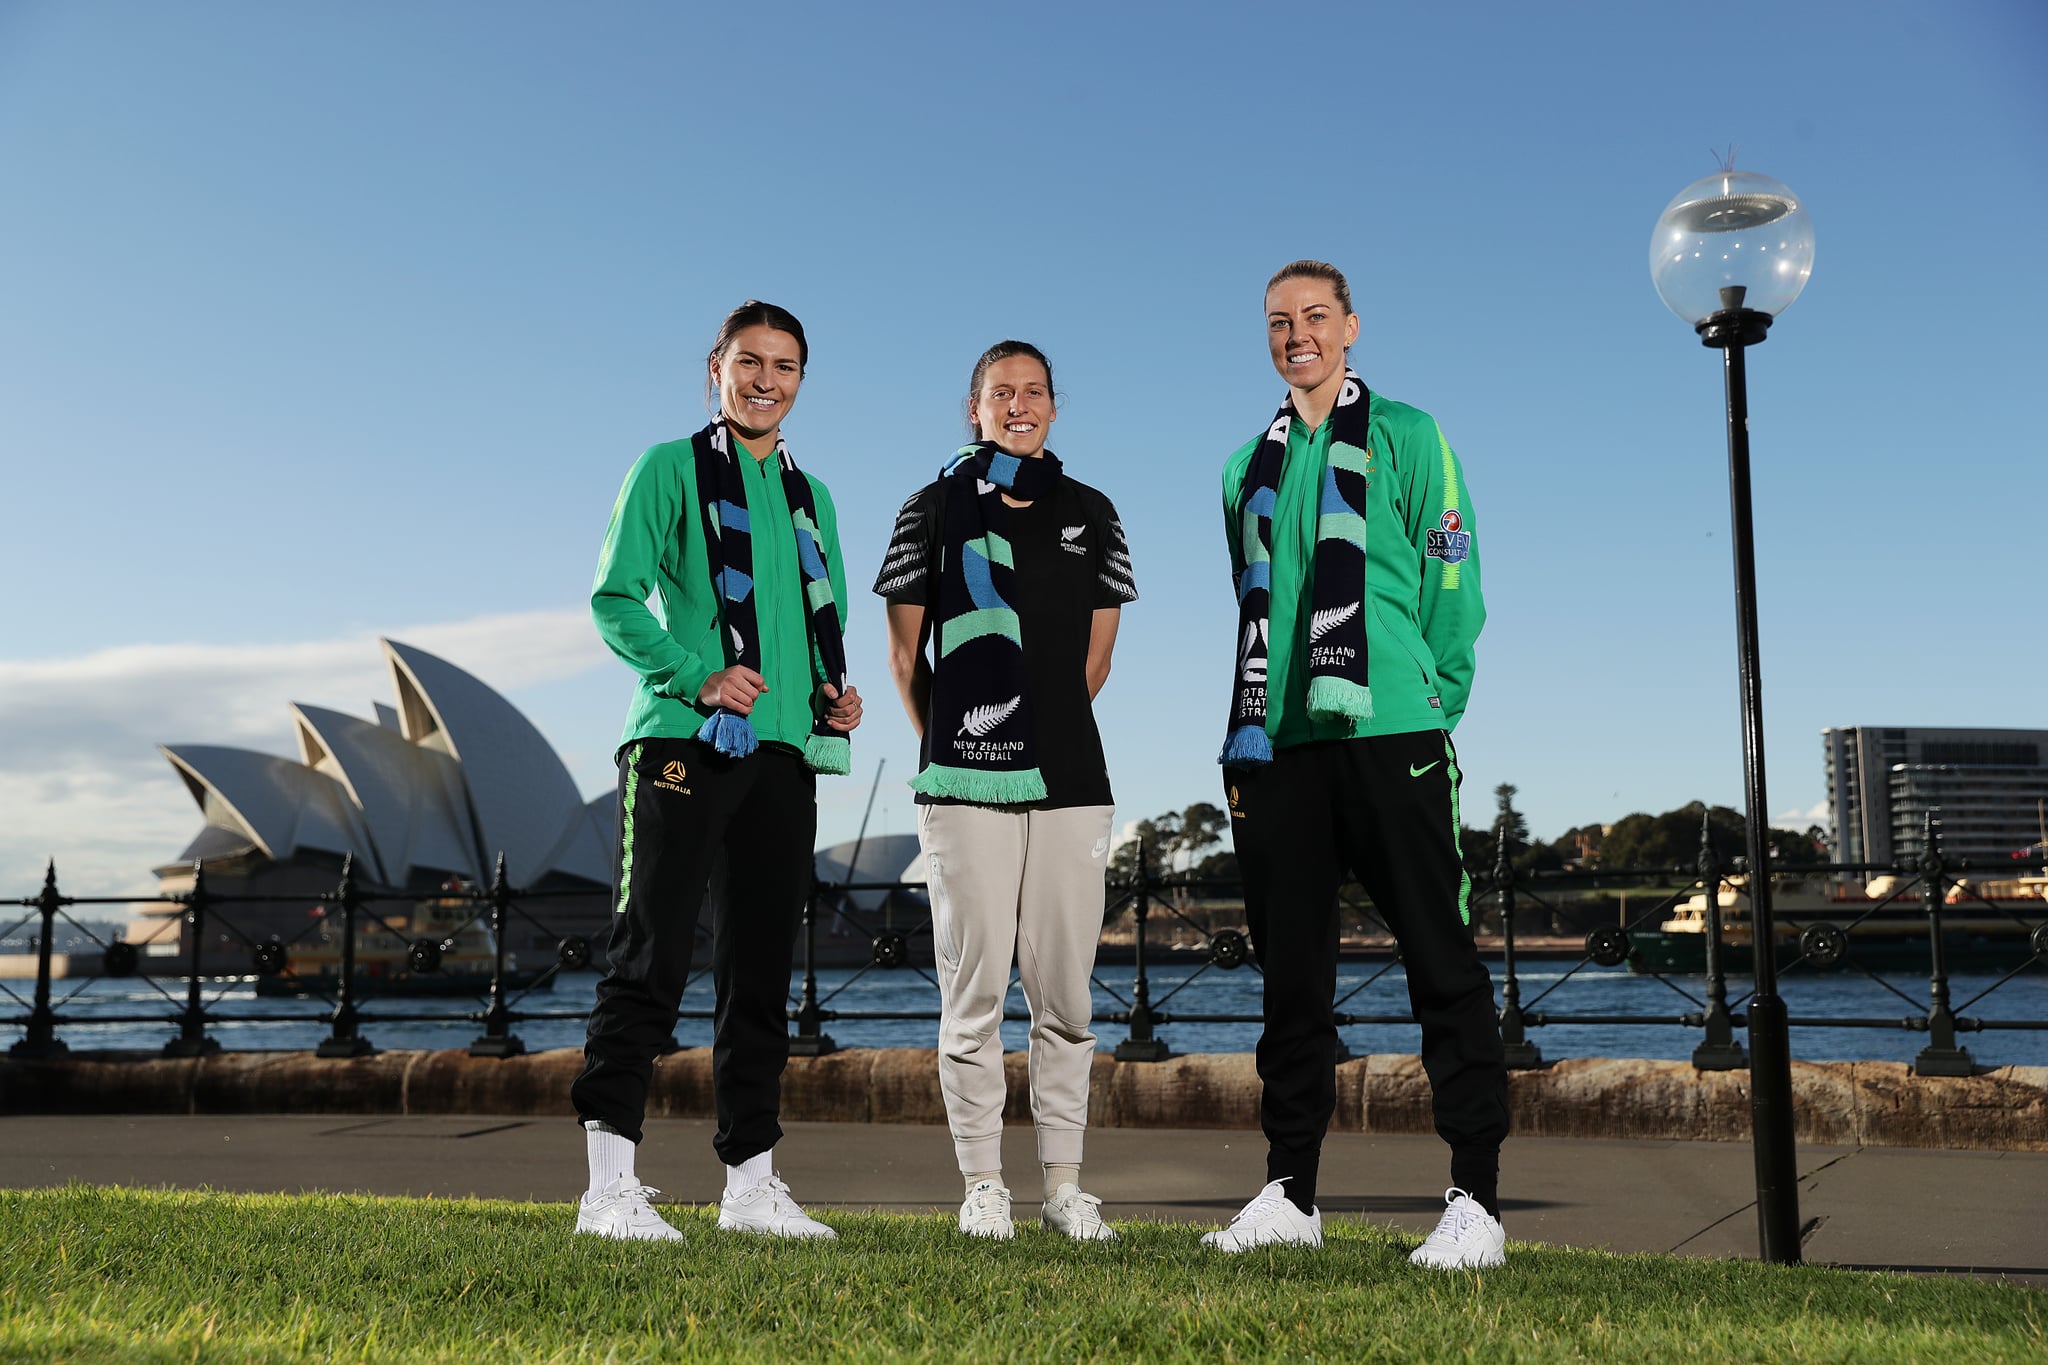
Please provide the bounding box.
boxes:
[1425,509,1471,564]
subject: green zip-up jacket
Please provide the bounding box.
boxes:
[592,436,849,752]
[1222,391,1485,748]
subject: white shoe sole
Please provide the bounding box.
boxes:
[717,1214,837,1239]
[1201,1235,1322,1253]
[1411,1246,1505,1269]
[574,1218,683,1242]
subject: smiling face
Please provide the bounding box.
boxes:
[710,324,805,442]
[1265,276,1358,397]
[971,353,1057,458]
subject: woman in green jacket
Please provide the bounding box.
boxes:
[571,300,861,1243]
[1202,261,1510,1269]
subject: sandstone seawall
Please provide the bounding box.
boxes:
[4,1048,2043,1152]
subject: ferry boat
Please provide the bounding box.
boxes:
[254,879,550,997]
[1626,873,2046,976]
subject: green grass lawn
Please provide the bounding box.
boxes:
[1,1187,2041,1363]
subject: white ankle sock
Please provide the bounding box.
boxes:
[724,1149,774,1195]
[584,1120,635,1198]
[1044,1164,1080,1198]
[965,1170,1004,1198]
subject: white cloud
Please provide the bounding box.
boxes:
[0,609,608,898]
[1773,798,1831,828]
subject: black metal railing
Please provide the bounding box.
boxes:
[6,805,2044,1069]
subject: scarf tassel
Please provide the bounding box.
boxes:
[910,763,1048,805]
[699,709,759,759]
[1219,724,1274,767]
[804,732,852,776]
[1306,676,1374,724]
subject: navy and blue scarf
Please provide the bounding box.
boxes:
[909,444,1062,804]
[691,418,851,774]
[1221,371,1374,766]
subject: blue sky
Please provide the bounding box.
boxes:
[2,1,2044,895]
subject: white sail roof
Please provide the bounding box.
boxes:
[158,640,610,892]
[291,703,484,886]
[382,639,596,888]
[161,744,378,877]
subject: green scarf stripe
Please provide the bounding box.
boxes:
[614,742,642,915]
[939,607,1022,656]
[1444,735,1471,926]
[1317,509,1370,546]
[1329,440,1372,475]
[979,530,1014,569]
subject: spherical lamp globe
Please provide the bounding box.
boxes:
[1650,169,1814,327]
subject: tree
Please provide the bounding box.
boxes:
[1493,783,1530,847]
[1173,803,1228,871]
[1107,817,1170,884]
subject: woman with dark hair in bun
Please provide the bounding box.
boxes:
[876,341,1137,1242]
[572,300,862,1242]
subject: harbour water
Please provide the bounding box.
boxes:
[8,964,2045,1067]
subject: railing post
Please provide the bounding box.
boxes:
[164,860,220,1057]
[1116,840,1170,1061]
[316,855,373,1057]
[1494,801,1541,1069]
[1693,813,1745,1070]
[10,861,69,1058]
[789,876,835,1056]
[469,853,525,1058]
[1913,812,1973,1076]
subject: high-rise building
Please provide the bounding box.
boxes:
[1822,727,2048,871]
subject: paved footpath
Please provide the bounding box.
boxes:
[5,1115,2044,1285]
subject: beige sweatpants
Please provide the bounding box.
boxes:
[918,802,1115,1174]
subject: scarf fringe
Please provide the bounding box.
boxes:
[1306,676,1374,724]
[699,710,759,759]
[804,732,852,776]
[910,763,1048,805]
[1219,724,1274,767]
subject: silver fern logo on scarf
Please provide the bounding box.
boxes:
[958,697,1021,737]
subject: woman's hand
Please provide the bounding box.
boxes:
[823,682,863,732]
[698,666,768,715]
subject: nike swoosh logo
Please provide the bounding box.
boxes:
[1409,761,1441,778]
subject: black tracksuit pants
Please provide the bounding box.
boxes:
[572,736,814,1162]
[1226,730,1508,1209]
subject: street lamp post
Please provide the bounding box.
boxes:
[1651,167,1815,1266]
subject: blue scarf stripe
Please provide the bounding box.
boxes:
[1236,559,1271,603]
[962,544,1009,613]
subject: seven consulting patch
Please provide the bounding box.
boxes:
[1425,509,1471,564]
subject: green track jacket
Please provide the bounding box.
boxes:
[1222,390,1485,748]
[591,437,849,752]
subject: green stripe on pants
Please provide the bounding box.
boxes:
[614,742,642,915]
[1444,735,1470,926]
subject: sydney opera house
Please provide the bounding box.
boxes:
[142,639,614,972]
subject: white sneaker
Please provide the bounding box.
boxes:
[717,1176,838,1240]
[959,1179,1016,1240]
[1041,1184,1118,1242]
[575,1179,686,1242]
[1408,1187,1506,1269]
[1200,1179,1322,1252]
